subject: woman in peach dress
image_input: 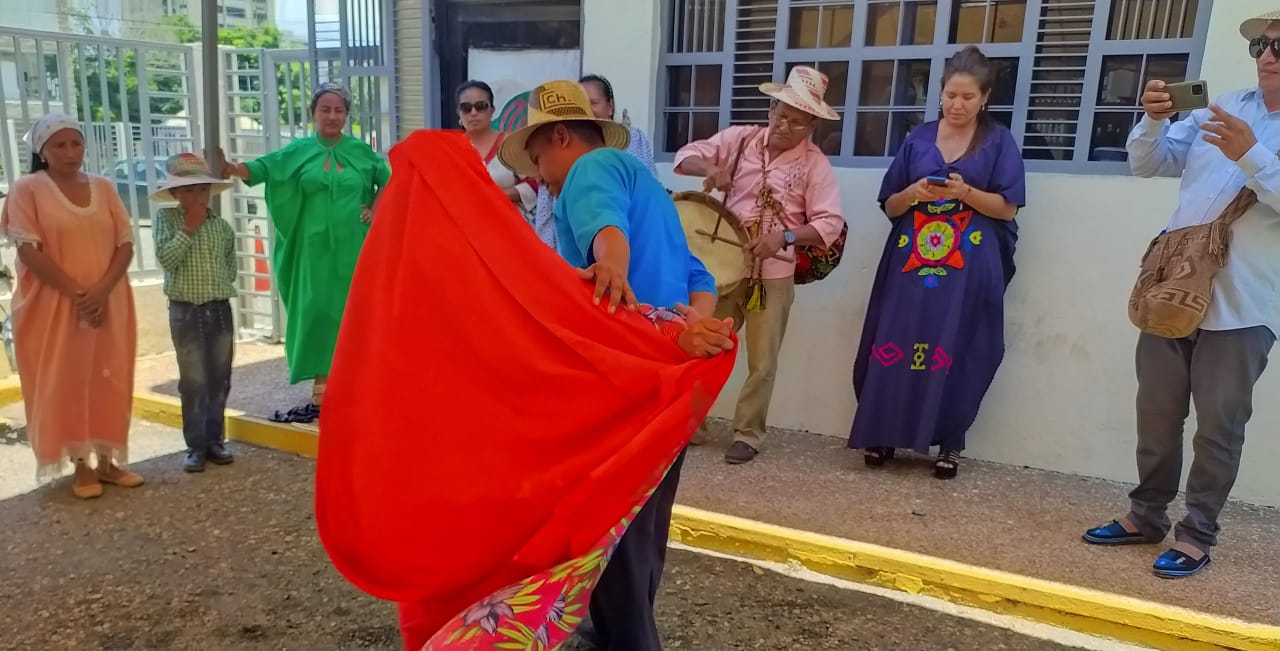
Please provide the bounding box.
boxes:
[0,113,141,499]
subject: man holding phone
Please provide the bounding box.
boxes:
[1082,10,1280,578]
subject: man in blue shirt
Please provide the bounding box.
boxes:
[499,80,734,650]
[1083,10,1280,579]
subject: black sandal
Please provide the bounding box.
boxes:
[864,447,895,467]
[270,402,320,424]
[934,448,961,479]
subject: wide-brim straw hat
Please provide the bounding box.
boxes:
[150,152,233,203]
[759,66,841,122]
[497,80,630,177]
[1241,10,1280,40]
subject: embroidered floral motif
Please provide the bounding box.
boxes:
[901,208,977,288]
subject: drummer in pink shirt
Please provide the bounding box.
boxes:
[675,66,846,464]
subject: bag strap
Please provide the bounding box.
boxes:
[1216,150,1278,227]
[1216,186,1259,228]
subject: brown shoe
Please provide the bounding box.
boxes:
[724,441,758,465]
[72,478,103,499]
[96,465,144,488]
[72,462,103,499]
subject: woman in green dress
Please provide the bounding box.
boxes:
[224,83,391,425]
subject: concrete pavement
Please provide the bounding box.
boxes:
[0,419,1148,651]
[131,343,1280,629]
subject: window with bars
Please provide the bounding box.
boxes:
[657,0,1212,172]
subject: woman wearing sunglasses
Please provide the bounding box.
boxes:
[457,80,538,219]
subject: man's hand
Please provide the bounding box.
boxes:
[702,165,733,193]
[1141,80,1176,121]
[747,231,786,260]
[1200,104,1259,162]
[577,263,638,314]
[675,304,735,358]
[182,203,208,234]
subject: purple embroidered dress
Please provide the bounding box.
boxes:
[848,121,1026,454]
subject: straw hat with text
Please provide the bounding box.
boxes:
[497,80,630,177]
[758,66,841,121]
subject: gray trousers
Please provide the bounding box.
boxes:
[1128,326,1274,552]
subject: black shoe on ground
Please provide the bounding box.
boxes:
[183,451,207,473]
[725,441,759,464]
[207,443,234,466]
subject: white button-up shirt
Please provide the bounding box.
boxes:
[1127,87,1280,336]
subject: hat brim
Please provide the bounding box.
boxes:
[497,118,631,177]
[1240,14,1280,39]
[759,83,841,121]
[149,177,234,204]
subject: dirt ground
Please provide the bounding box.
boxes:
[0,428,1099,651]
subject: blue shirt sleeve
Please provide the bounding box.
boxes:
[686,253,717,297]
[559,152,633,265]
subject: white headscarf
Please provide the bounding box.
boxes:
[23,113,82,156]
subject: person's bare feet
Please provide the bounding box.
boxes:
[72,462,102,499]
[1171,540,1207,560]
[96,463,144,488]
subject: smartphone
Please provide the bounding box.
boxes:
[926,175,950,187]
[1165,80,1209,112]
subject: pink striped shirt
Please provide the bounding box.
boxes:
[674,126,845,280]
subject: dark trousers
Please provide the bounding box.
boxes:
[587,449,686,651]
[169,300,235,454]
[1128,327,1274,552]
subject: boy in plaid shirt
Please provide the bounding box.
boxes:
[151,153,239,473]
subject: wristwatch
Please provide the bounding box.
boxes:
[783,229,796,250]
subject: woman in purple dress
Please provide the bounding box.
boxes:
[848,46,1026,479]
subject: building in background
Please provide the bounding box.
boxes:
[388,0,1279,507]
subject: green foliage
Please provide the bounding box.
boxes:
[68,14,307,128]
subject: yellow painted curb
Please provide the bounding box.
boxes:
[127,392,1279,651]
[670,506,1280,651]
[0,380,22,407]
[132,393,318,459]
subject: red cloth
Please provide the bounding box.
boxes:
[314,130,735,650]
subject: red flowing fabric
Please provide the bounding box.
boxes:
[315,130,736,649]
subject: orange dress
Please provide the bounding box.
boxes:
[1,172,137,482]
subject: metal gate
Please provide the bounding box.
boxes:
[0,26,200,279]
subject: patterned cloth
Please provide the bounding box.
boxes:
[153,207,238,304]
[529,126,659,249]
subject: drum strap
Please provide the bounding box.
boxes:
[726,128,773,312]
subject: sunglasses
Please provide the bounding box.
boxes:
[458,101,492,114]
[1249,36,1280,60]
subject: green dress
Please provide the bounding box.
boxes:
[245,134,391,384]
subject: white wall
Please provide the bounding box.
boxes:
[583,0,1280,507]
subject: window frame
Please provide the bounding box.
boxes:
[655,0,1215,174]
